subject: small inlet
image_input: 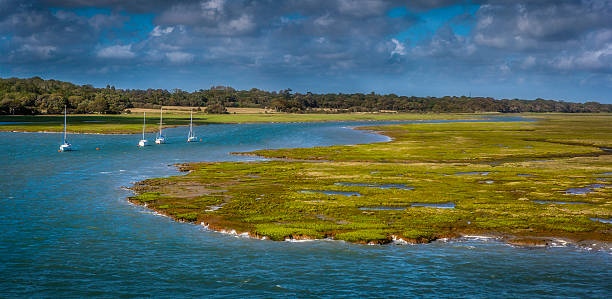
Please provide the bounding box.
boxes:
[565,184,610,195]
[411,202,455,209]
[300,190,361,197]
[590,218,612,224]
[359,207,406,211]
[533,201,589,205]
[334,183,414,190]
[453,172,490,176]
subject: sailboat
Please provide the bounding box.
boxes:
[187,109,199,142]
[138,112,148,147]
[155,107,166,144]
[59,105,72,152]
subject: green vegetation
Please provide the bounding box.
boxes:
[2,77,611,115]
[0,111,483,134]
[250,114,612,163]
[129,114,612,244]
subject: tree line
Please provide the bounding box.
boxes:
[1,77,610,115]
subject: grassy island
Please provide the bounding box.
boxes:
[129,114,612,245]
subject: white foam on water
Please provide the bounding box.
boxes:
[549,239,569,248]
[218,229,250,238]
[461,235,498,241]
[140,210,167,217]
[391,235,412,245]
[284,238,314,242]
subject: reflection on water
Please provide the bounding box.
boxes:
[565,184,610,195]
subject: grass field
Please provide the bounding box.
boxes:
[0,111,489,134]
[129,114,612,245]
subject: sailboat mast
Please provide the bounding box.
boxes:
[159,107,163,135]
[143,112,146,139]
[63,105,67,143]
[189,109,193,137]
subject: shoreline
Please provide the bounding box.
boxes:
[127,195,612,251]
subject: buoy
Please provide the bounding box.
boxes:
[58,150,61,152]
[96,147,100,150]
[200,139,202,141]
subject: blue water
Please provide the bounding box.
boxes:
[1,120,611,297]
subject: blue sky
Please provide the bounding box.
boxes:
[1,0,611,103]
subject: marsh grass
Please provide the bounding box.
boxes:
[129,114,612,244]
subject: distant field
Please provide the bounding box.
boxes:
[0,110,490,134]
[129,107,278,114]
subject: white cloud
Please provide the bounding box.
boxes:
[554,43,612,71]
[151,26,174,37]
[390,39,406,56]
[200,0,225,19]
[314,14,333,27]
[165,51,194,64]
[97,44,135,59]
[19,44,56,58]
[224,14,254,33]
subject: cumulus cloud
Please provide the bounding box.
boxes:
[97,44,135,59]
[1,0,612,102]
[473,1,612,51]
[156,0,257,36]
[553,43,612,72]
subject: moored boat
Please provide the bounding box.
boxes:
[187,109,199,142]
[59,105,72,152]
[155,107,166,144]
[138,112,148,147]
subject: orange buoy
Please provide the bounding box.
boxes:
[58,150,61,152]
[200,139,202,141]
[96,147,100,150]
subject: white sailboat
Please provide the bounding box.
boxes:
[187,109,199,142]
[59,105,72,152]
[138,112,148,147]
[155,107,166,144]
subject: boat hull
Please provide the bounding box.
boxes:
[138,140,148,147]
[59,143,72,152]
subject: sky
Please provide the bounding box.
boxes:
[0,0,611,103]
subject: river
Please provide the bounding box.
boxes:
[0,119,610,297]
